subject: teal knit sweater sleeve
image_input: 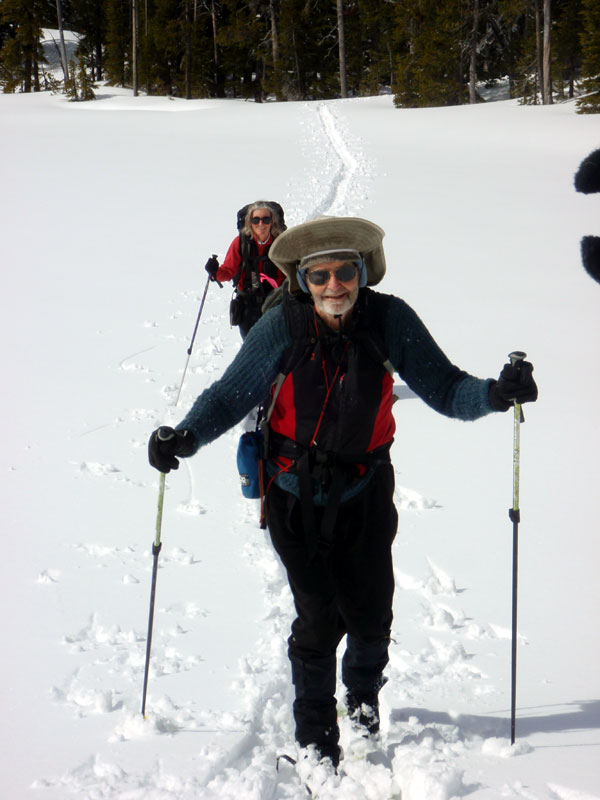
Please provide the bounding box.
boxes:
[175,305,291,452]
[384,295,495,421]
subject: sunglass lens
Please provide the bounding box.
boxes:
[335,264,357,282]
[306,264,358,285]
[307,270,328,285]
[251,216,272,224]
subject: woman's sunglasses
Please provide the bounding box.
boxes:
[301,262,359,286]
[250,215,272,225]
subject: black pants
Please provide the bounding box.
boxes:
[266,463,398,752]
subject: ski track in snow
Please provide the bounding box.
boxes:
[35,101,549,800]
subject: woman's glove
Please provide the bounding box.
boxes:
[148,426,196,473]
[489,360,538,412]
[204,255,219,278]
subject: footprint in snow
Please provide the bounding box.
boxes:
[421,601,467,632]
[394,484,440,512]
[51,675,124,717]
[37,569,60,584]
[127,408,157,421]
[75,461,146,489]
[423,558,460,596]
[158,547,201,566]
[177,499,207,516]
[394,559,458,598]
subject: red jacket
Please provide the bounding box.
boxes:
[216,234,285,290]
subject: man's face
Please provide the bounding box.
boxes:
[305,260,360,322]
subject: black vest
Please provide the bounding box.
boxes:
[236,235,280,292]
[269,288,395,458]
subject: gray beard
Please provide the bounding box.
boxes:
[314,293,356,318]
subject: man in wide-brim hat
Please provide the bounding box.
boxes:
[148,215,538,778]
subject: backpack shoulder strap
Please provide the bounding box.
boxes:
[354,288,394,376]
[232,233,255,289]
[280,289,316,374]
[263,290,315,423]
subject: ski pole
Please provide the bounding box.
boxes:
[508,350,526,745]
[175,262,221,406]
[141,469,166,718]
[143,262,220,716]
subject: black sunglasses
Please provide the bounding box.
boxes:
[302,262,359,286]
[250,215,272,225]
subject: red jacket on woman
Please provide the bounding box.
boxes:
[216,234,285,291]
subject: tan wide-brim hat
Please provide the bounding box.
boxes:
[269,216,386,294]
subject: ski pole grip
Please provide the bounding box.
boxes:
[157,426,175,442]
[211,254,223,288]
[508,351,527,368]
[508,351,526,422]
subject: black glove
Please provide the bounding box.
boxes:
[148,426,196,473]
[204,256,219,278]
[489,361,538,412]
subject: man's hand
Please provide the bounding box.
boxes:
[489,361,538,412]
[148,426,196,473]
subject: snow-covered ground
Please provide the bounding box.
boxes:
[1,85,599,799]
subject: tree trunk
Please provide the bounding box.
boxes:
[269,0,282,99]
[23,54,32,92]
[210,0,224,97]
[535,0,543,104]
[95,42,103,81]
[55,0,69,84]
[185,1,192,99]
[469,0,480,104]
[132,0,138,96]
[337,0,347,98]
[292,26,303,99]
[543,0,552,104]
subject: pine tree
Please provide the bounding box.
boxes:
[500,0,575,106]
[0,0,47,92]
[393,0,471,108]
[71,0,105,81]
[217,0,269,101]
[355,0,396,95]
[577,0,600,113]
[77,50,96,99]
[64,57,79,98]
[105,0,130,86]
[552,0,583,100]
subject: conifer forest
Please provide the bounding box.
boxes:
[1,0,598,111]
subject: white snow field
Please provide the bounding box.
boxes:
[1,85,599,800]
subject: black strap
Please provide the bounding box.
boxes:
[319,463,346,549]
[232,235,254,290]
[296,451,319,560]
[269,432,392,468]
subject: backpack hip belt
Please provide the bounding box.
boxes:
[268,431,392,562]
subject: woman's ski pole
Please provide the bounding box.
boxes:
[175,261,221,405]
[141,469,166,718]
[508,350,526,745]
